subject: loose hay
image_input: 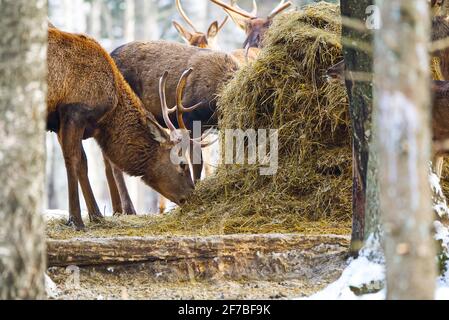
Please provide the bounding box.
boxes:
[48,2,352,239]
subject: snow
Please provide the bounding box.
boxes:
[429,171,449,218]
[309,169,449,300]
[308,234,385,300]
[44,209,88,220]
[45,274,60,299]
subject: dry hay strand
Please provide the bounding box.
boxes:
[47,2,352,239]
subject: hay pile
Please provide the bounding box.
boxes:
[168,2,351,234]
[47,2,352,239]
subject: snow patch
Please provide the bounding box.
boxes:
[45,274,60,299]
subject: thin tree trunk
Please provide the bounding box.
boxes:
[0,0,47,299]
[375,0,436,300]
[340,0,374,255]
[124,0,136,42]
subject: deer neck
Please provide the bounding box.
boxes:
[96,93,158,177]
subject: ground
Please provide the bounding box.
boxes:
[47,266,344,300]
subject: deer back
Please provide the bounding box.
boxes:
[111,41,239,128]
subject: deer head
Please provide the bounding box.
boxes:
[141,114,195,206]
[173,0,229,49]
[209,0,292,50]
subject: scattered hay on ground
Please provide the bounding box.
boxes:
[46,216,350,240]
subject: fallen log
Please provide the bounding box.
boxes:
[47,234,349,282]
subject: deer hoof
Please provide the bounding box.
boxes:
[66,217,85,231]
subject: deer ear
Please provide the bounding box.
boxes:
[207,21,219,38]
[173,21,193,43]
[145,115,170,144]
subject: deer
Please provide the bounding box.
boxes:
[326,60,449,177]
[208,0,292,54]
[172,0,258,65]
[109,40,238,214]
[173,0,229,49]
[47,28,196,229]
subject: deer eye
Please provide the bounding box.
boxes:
[180,162,188,171]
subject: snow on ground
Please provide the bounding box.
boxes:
[430,171,449,219]
[309,169,449,300]
[44,209,88,220]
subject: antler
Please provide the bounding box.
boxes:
[209,0,257,19]
[176,0,198,32]
[175,69,203,130]
[159,71,177,133]
[268,0,292,19]
[159,69,214,148]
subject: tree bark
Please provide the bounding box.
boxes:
[0,0,47,299]
[340,0,374,255]
[375,0,436,300]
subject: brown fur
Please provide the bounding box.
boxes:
[111,41,239,129]
[47,29,194,228]
[432,81,449,144]
[230,47,260,66]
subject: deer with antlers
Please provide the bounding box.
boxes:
[172,0,258,65]
[209,0,293,52]
[173,0,229,49]
[47,28,196,229]
[110,40,238,214]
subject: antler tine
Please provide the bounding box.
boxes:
[191,128,215,143]
[218,15,229,31]
[217,0,236,31]
[176,68,204,130]
[250,0,258,17]
[209,0,256,19]
[268,0,292,19]
[159,71,177,132]
[176,0,198,32]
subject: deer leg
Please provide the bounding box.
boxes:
[78,144,103,222]
[159,196,167,214]
[112,165,137,215]
[57,110,85,230]
[103,154,123,214]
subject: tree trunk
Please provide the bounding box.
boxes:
[124,0,136,42]
[375,0,436,300]
[340,0,374,255]
[0,0,47,299]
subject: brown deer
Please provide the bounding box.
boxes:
[47,28,195,229]
[109,40,238,214]
[173,0,229,49]
[209,0,292,50]
[326,60,449,177]
[172,0,258,65]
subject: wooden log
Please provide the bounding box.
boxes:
[47,234,350,282]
